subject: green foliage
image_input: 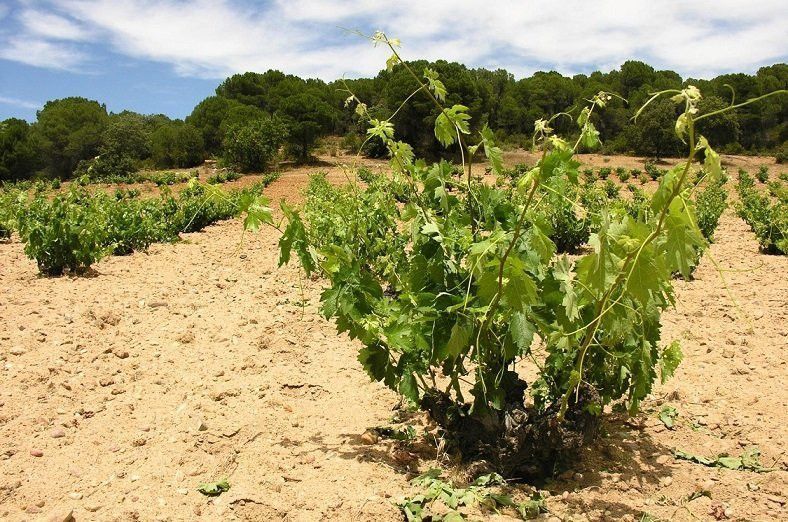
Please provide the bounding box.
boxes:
[603,179,620,198]
[10,176,277,275]
[74,154,137,183]
[150,122,205,168]
[207,170,242,184]
[598,167,611,179]
[197,479,230,496]
[243,44,782,459]
[138,170,197,186]
[629,98,682,158]
[32,97,109,178]
[582,168,596,183]
[263,83,715,422]
[658,405,678,429]
[644,162,663,181]
[756,165,769,183]
[16,186,111,275]
[221,117,288,172]
[736,172,787,254]
[674,447,774,473]
[538,176,590,253]
[0,119,41,182]
[694,177,728,241]
[398,469,547,521]
[279,93,336,160]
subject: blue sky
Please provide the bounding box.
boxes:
[1,0,786,121]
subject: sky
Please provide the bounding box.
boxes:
[1,0,786,121]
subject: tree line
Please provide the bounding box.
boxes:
[2,60,786,181]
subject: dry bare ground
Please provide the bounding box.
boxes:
[0,154,785,521]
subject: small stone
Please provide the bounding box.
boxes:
[25,506,42,514]
[360,430,378,445]
[30,449,44,457]
[723,507,733,518]
[45,507,74,522]
[51,428,66,438]
[36,500,46,507]
[130,475,140,482]
[574,472,584,481]
[176,488,188,495]
[9,346,26,356]
[721,348,735,358]
[113,349,129,359]
[660,476,673,487]
[68,492,83,500]
[85,504,102,512]
[196,420,208,432]
[214,370,225,378]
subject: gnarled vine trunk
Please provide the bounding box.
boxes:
[421,382,600,480]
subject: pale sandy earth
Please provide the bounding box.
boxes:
[0,153,786,521]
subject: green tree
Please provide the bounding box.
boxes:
[150,122,205,168]
[222,117,288,172]
[32,97,108,178]
[0,118,41,181]
[102,112,151,160]
[279,93,335,160]
[695,96,740,148]
[627,98,682,158]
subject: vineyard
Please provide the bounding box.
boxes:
[1,39,787,522]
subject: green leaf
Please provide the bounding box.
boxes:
[197,479,230,496]
[444,321,472,359]
[358,343,390,382]
[423,68,447,102]
[480,125,503,175]
[660,341,682,383]
[434,105,471,148]
[658,405,678,429]
[509,312,534,355]
[399,372,420,403]
[553,255,579,320]
[386,53,400,72]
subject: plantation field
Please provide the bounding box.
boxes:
[0,154,786,521]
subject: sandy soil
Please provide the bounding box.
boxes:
[0,157,786,522]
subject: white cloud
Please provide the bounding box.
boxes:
[1,0,786,79]
[18,9,93,41]
[0,36,88,71]
[0,95,42,110]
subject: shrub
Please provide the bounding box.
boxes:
[603,179,619,198]
[767,181,788,203]
[638,172,649,185]
[538,177,590,253]
[207,170,242,184]
[695,180,728,241]
[16,187,110,275]
[582,168,595,183]
[736,175,787,254]
[615,167,629,182]
[221,117,288,172]
[755,165,769,183]
[150,122,205,168]
[100,190,174,255]
[645,161,661,180]
[138,170,196,186]
[74,153,137,183]
[598,167,611,179]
